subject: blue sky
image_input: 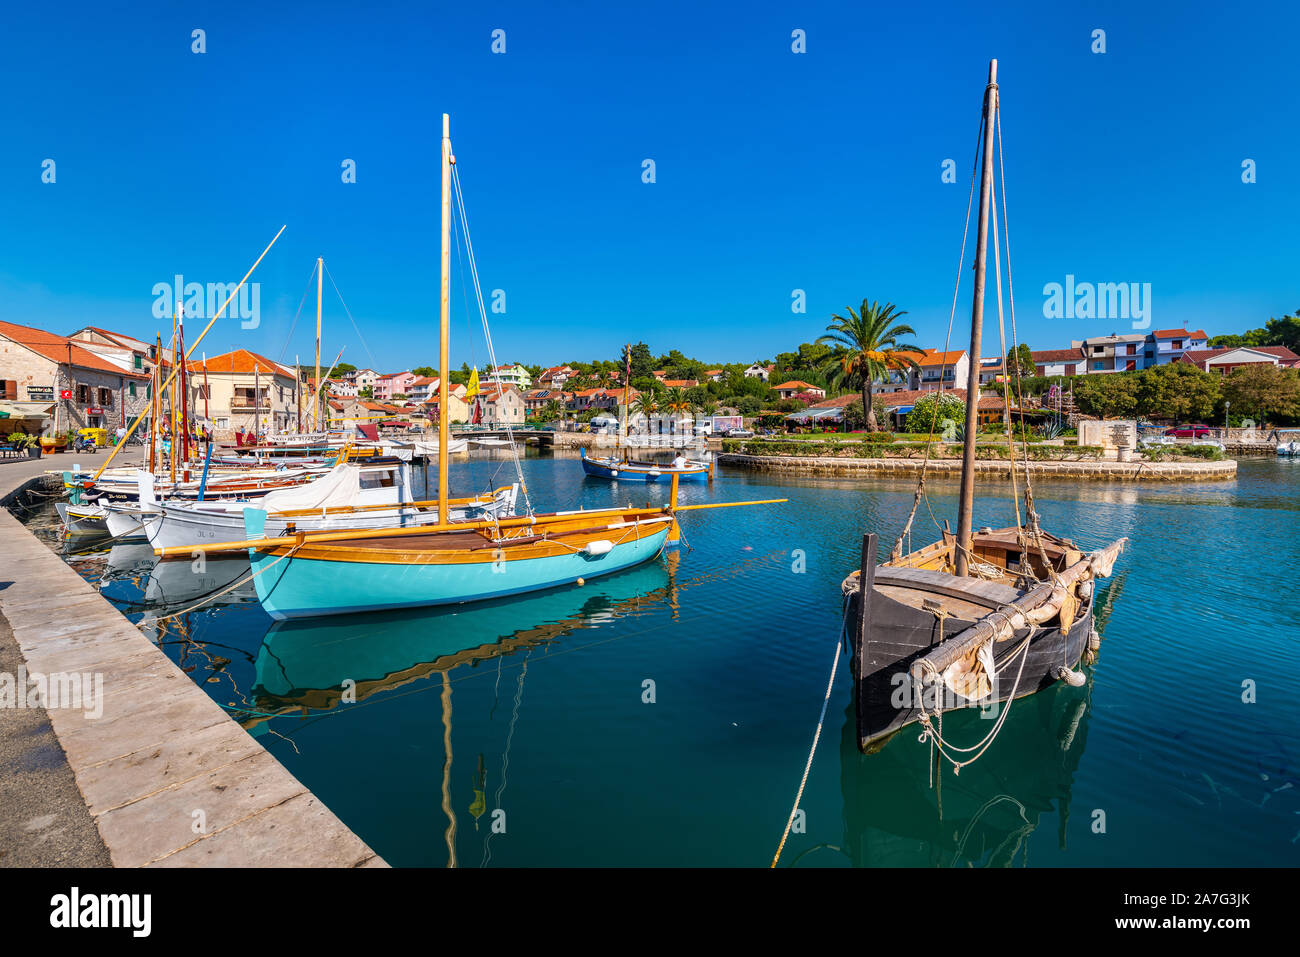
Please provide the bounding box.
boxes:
[1,1,1296,372]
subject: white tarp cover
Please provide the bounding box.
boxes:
[257,463,366,513]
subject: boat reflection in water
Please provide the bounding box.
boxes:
[99,544,258,613]
[242,557,679,731]
[835,678,1092,867]
[827,575,1124,868]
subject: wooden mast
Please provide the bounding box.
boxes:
[315,257,323,431]
[169,310,178,486]
[149,335,161,474]
[438,113,452,525]
[954,58,998,578]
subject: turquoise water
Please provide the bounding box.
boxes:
[34,454,1300,866]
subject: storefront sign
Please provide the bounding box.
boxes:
[86,407,104,415]
[26,386,54,401]
[60,389,73,399]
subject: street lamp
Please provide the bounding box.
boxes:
[1224,400,1230,435]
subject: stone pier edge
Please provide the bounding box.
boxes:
[0,473,386,868]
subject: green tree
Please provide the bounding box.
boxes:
[1005,343,1034,379]
[1221,365,1300,426]
[905,392,966,437]
[358,385,373,399]
[1134,364,1220,421]
[628,342,655,380]
[1074,373,1139,418]
[817,300,920,431]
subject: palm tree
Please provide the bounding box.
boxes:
[630,392,659,417]
[817,300,921,431]
[662,386,693,415]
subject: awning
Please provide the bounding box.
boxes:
[785,407,843,423]
[892,405,915,414]
[0,401,52,421]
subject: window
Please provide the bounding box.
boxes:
[1171,340,1182,349]
[1092,361,1103,371]
[98,388,114,408]
[1,380,16,400]
[1093,346,1103,355]
[1126,344,1137,355]
[1065,364,1076,375]
[134,354,143,369]
[76,384,90,403]
[129,382,136,397]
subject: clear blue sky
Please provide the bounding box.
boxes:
[1,1,1296,372]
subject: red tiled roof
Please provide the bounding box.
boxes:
[1151,328,1208,340]
[1180,346,1300,366]
[1030,348,1085,363]
[916,349,967,367]
[74,326,152,353]
[773,380,822,391]
[0,319,150,379]
[191,349,293,377]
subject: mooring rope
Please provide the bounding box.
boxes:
[140,542,304,625]
[770,596,849,868]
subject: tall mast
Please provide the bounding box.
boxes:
[202,352,210,425]
[438,113,452,524]
[149,335,161,474]
[254,363,261,440]
[954,58,999,578]
[169,310,178,485]
[178,308,189,465]
[315,257,323,431]
[295,353,302,433]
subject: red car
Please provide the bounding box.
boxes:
[1165,424,1214,438]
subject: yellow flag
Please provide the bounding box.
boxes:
[465,368,480,399]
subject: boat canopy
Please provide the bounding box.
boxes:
[257,463,388,512]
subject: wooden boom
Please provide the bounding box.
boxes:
[155,497,787,557]
[909,536,1127,687]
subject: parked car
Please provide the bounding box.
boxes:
[725,428,755,439]
[1165,424,1214,438]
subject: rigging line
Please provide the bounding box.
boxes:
[989,169,1024,534]
[901,108,986,553]
[995,105,1035,499]
[321,261,380,371]
[274,262,320,367]
[451,161,533,516]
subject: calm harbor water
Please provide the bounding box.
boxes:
[26,453,1300,866]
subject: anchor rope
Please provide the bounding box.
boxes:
[770,595,849,868]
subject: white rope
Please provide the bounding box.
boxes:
[450,161,533,517]
[771,597,848,867]
[915,619,1037,773]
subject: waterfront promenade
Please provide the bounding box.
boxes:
[0,452,385,867]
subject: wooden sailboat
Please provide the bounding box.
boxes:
[162,114,782,620]
[579,344,713,483]
[841,61,1126,755]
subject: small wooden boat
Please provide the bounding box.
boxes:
[840,60,1127,757]
[579,447,712,483]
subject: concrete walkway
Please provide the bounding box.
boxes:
[0,452,386,867]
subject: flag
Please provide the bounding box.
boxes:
[465,368,480,399]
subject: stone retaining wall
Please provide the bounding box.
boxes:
[717,453,1238,482]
